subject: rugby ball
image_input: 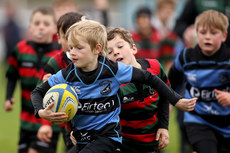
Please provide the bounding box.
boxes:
[43,83,78,124]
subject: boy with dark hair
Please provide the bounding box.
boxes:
[132,6,176,73]
[4,6,62,153]
[37,11,85,150]
[169,10,230,153]
[106,27,170,153]
[31,20,196,153]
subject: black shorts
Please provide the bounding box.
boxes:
[67,135,120,153]
[18,128,60,153]
[185,123,230,153]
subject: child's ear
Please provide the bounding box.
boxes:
[132,44,138,55]
[222,32,228,42]
[57,33,61,44]
[94,44,102,54]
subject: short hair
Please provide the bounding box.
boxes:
[66,20,107,56]
[195,10,229,33]
[157,0,176,9]
[30,6,56,23]
[135,6,152,19]
[107,27,134,48]
[57,12,85,35]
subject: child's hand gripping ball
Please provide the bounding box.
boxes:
[43,84,78,124]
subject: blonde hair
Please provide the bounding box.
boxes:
[107,27,134,48]
[195,10,229,33]
[66,20,107,56]
[157,0,176,9]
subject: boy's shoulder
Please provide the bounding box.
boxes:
[137,58,160,69]
[60,62,75,78]
[177,46,199,64]
[137,58,162,75]
[47,51,71,71]
[16,40,29,47]
[15,40,35,53]
[179,44,230,64]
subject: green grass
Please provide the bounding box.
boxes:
[163,108,181,153]
[0,61,181,153]
[0,61,65,153]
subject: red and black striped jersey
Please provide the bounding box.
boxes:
[119,58,170,148]
[6,40,62,131]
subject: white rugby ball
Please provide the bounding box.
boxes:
[43,83,78,124]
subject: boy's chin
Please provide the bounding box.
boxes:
[33,37,51,44]
[201,49,218,56]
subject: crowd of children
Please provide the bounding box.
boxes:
[3,1,230,153]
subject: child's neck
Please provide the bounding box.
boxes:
[132,60,142,69]
[80,58,99,72]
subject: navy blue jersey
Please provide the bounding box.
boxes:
[169,44,230,137]
[32,56,181,145]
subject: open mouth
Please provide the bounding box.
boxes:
[71,58,78,62]
[36,33,44,38]
[204,42,212,46]
[116,58,123,62]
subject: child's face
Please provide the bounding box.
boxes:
[29,12,56,43]
[158,3,174,24]
[197,26,227,56]
[58,30,69,52]
[68,35,99,72]
[107,35,137,66]
[136,14,151,31]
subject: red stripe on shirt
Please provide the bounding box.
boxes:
[21,89,31,100]
[20,111,42,123]
[121,93,158,109]
[45,50,61,58]
[121,132,156,143]
[19,67,37,77]
[18,41,36,54]
[120,113,157,129]
[146,59,160,75]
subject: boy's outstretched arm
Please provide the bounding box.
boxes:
[4,78,17,111]
[131,67,197,111]
[31,81,68,123]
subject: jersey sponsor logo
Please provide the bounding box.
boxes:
[77,99,115,113]
[201,1,217,8]
[21,62,34,67]
[99,80,112,95]
[189,85,230,102]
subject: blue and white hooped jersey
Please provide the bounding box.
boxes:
[48,56,133,143]
[173,44,230,137]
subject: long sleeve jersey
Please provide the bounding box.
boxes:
[31,56,181,144]
[169,44,230,138]
[119,58,170,148]
[6,40,62,131]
